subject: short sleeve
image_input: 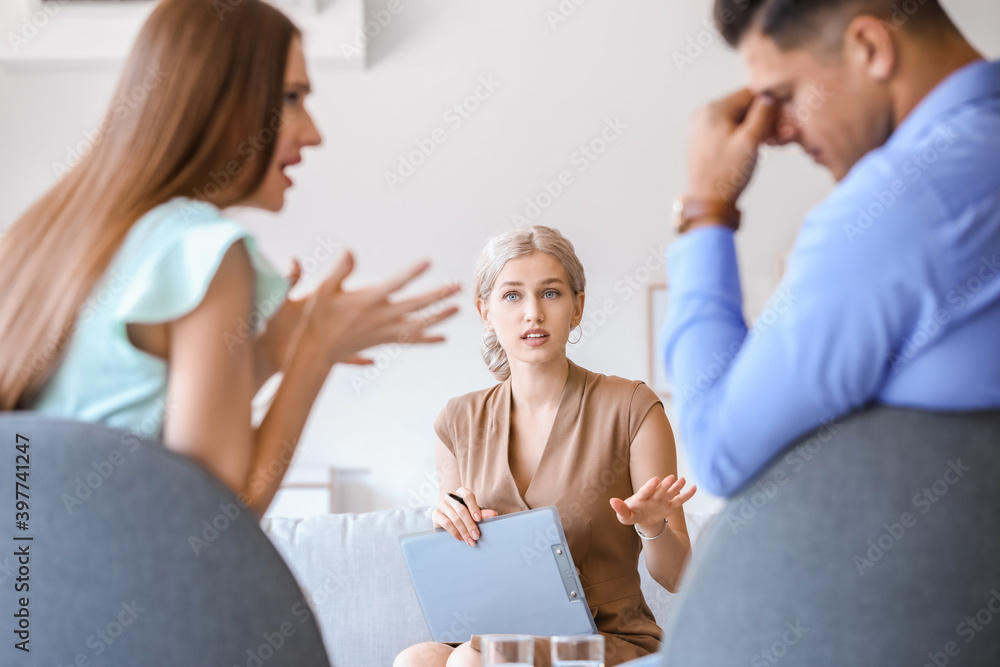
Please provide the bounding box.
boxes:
[433,399,457,456]
[627,382,663,441]
[111,201,288,335]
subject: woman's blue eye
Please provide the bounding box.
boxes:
[503,293,519,301]
[284,92,300,106]
[543,290,558,298]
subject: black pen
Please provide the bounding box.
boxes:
[447,492,483,545]
[448,493,483,522]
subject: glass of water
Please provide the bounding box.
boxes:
[481,634,534,666]
[551,634,604,667]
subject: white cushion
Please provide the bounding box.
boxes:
[262,507,715,666]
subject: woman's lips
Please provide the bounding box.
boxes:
[522,330,550,347]
[280,155,301,187]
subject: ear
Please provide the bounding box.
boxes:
[844,14,896,82]
[476,297,491,329]
[571,292,586,328]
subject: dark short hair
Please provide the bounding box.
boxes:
[714,0,949,49]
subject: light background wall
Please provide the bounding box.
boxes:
[1,0,998,515]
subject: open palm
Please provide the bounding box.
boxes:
[610,475,696,527]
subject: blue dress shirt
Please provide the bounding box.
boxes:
[662,59,1000,497]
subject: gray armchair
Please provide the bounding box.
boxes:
[0,414,332,667]
[658,406,1000,666]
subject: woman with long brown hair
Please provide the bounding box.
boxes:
[0,0,457,515]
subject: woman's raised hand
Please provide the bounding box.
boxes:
[432,487,498,547]
[610,475,696,531]
[300,251,460,367]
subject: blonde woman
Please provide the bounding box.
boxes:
[0,0,457,516]
[396,227,696,667]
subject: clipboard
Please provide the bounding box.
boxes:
[399,505,598,643]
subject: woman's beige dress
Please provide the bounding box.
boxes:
[434,360,664,666]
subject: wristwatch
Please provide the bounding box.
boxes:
[672,196,742,234]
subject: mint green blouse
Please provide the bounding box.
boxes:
[30,197,289,439]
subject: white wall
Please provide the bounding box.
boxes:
[2,0,998,516]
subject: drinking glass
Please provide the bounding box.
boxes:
[551,634,604,667]
[481,634,534,666]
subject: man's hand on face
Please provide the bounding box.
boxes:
[689,88,780,208]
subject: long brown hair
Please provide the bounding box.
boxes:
[0,0,299,410]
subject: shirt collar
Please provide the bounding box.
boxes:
[888,59,1000,148]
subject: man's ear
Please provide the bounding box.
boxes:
[845,14,896,82]
[476,297,490,328]
[571,292,586,328]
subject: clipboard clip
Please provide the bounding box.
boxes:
[551,544,583,603]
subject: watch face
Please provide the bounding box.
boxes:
[672,198,687,229]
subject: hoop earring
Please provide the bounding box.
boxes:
[568,325,582,345]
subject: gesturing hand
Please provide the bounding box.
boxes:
[688,88,778,206]
[300,251,461,368]
[610,475,696,534]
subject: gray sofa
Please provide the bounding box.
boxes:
[261,507,715,666]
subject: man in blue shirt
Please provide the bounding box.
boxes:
[663,0,1000,497]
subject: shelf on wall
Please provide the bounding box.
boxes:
[0,0,367,72]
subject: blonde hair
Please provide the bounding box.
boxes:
[474,226,586,381]
[0,0,298,409]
